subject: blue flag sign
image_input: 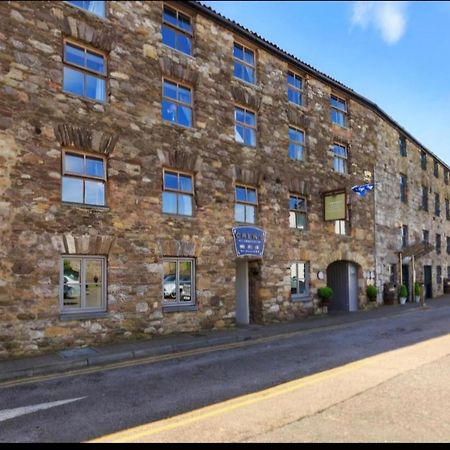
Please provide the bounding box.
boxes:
[352,183,374,197]
[232,226,266,257]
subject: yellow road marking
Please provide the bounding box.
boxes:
[0,306,422,390]
[89,333,450,443]
[0,322,353,389]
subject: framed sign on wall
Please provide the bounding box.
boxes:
[323,190,347,221]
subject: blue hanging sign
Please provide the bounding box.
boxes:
[232,226,266,257]
[351,183,375,197]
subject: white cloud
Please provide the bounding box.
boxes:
[351,1,408,45]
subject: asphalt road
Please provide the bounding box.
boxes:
[1,303,450,442]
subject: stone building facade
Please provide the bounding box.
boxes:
[0,1,448,359]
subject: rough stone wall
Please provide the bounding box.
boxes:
[374,120,450,300]
[0,0,397,359]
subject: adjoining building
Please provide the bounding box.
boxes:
[0,0,448,359]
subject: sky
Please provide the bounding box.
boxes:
[202,1,450,163]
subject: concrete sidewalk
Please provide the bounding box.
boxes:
[1,297,448,384]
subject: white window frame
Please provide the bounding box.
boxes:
[287,71,303,107]
[235,184,258,224]
[288,126,305,161]
[162,257,196,309]
[290,261,310,300]
[162,168,194,217]
[61,149,107,206]
[233,42,256,85]
[289,194,307,229]
[60,256,107,315]
[330,94,347,127]
[332,143,348,174]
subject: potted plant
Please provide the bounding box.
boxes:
[398,284,408,305]
[318,286,333,307]
[414,282,422,303]
[366,285,378,302]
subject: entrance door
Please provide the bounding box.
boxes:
[424,265,432,299]
[327,261,359,312]
[402,264,410,302]
[236,259,249,325]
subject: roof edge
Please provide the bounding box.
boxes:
[188,1,448,170]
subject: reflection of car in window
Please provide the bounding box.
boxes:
[163,275,177,299]
[63,275,81,300]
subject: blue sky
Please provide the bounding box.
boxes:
[202,1,450,163]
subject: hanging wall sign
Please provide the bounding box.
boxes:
[232,226,266,257]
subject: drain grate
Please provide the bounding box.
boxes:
[58,347,99,359]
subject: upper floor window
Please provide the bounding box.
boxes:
[287,71,303,106]
[400,174,408,203]
[436,234,441,254]
[335,219,347,236]
[63,41,106,102]
[447,237,450,255]
[289,194,307,230]
[445,168,449,185]
[62,151,106,206]
[163,258,195,309]
[235,106,256,147]
[332,143,348,174]
[421,186,429,211]
[161,5,192,55]
[401,224,408,248]
[446,198,450,220]
[434,160,439,178]
[235,185,257,224]
[330,95,347,127]
[399,136,407,157]
[421,150,427,170]
[233,42,255,84]
[423,229,429,243]
[162,169,193,216]
[162,79,192,128]
[290,262,310,300]
[435,193,440,217]
[437,265,442,285]
[61,256,106,315]
[288,127,305,161]
[66,1,105,18]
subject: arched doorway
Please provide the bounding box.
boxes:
[326,261,359,312]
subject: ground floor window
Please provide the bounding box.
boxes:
[61,256,106,314]
[290,262,309,300]
[163,258,195,309]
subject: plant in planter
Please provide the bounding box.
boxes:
[398,284,408,305]
[318,286,333,307]
[414,282,422,303]
[366,285,378,302]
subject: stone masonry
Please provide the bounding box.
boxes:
[0,1,448,359]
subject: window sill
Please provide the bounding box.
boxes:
[60,311,108,321]
[236,142,257,149]
[61,202,110,211]
[162,304,197,313]
[233,77,258,89]
[162,120,194,131]
[61,90,107,106]
[288,101,306,111]
[291,296,312,303]
[160,43,195,60]
[331,123,349,130]
[162,212,196,220]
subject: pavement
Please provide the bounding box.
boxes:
[0,296,448,384]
